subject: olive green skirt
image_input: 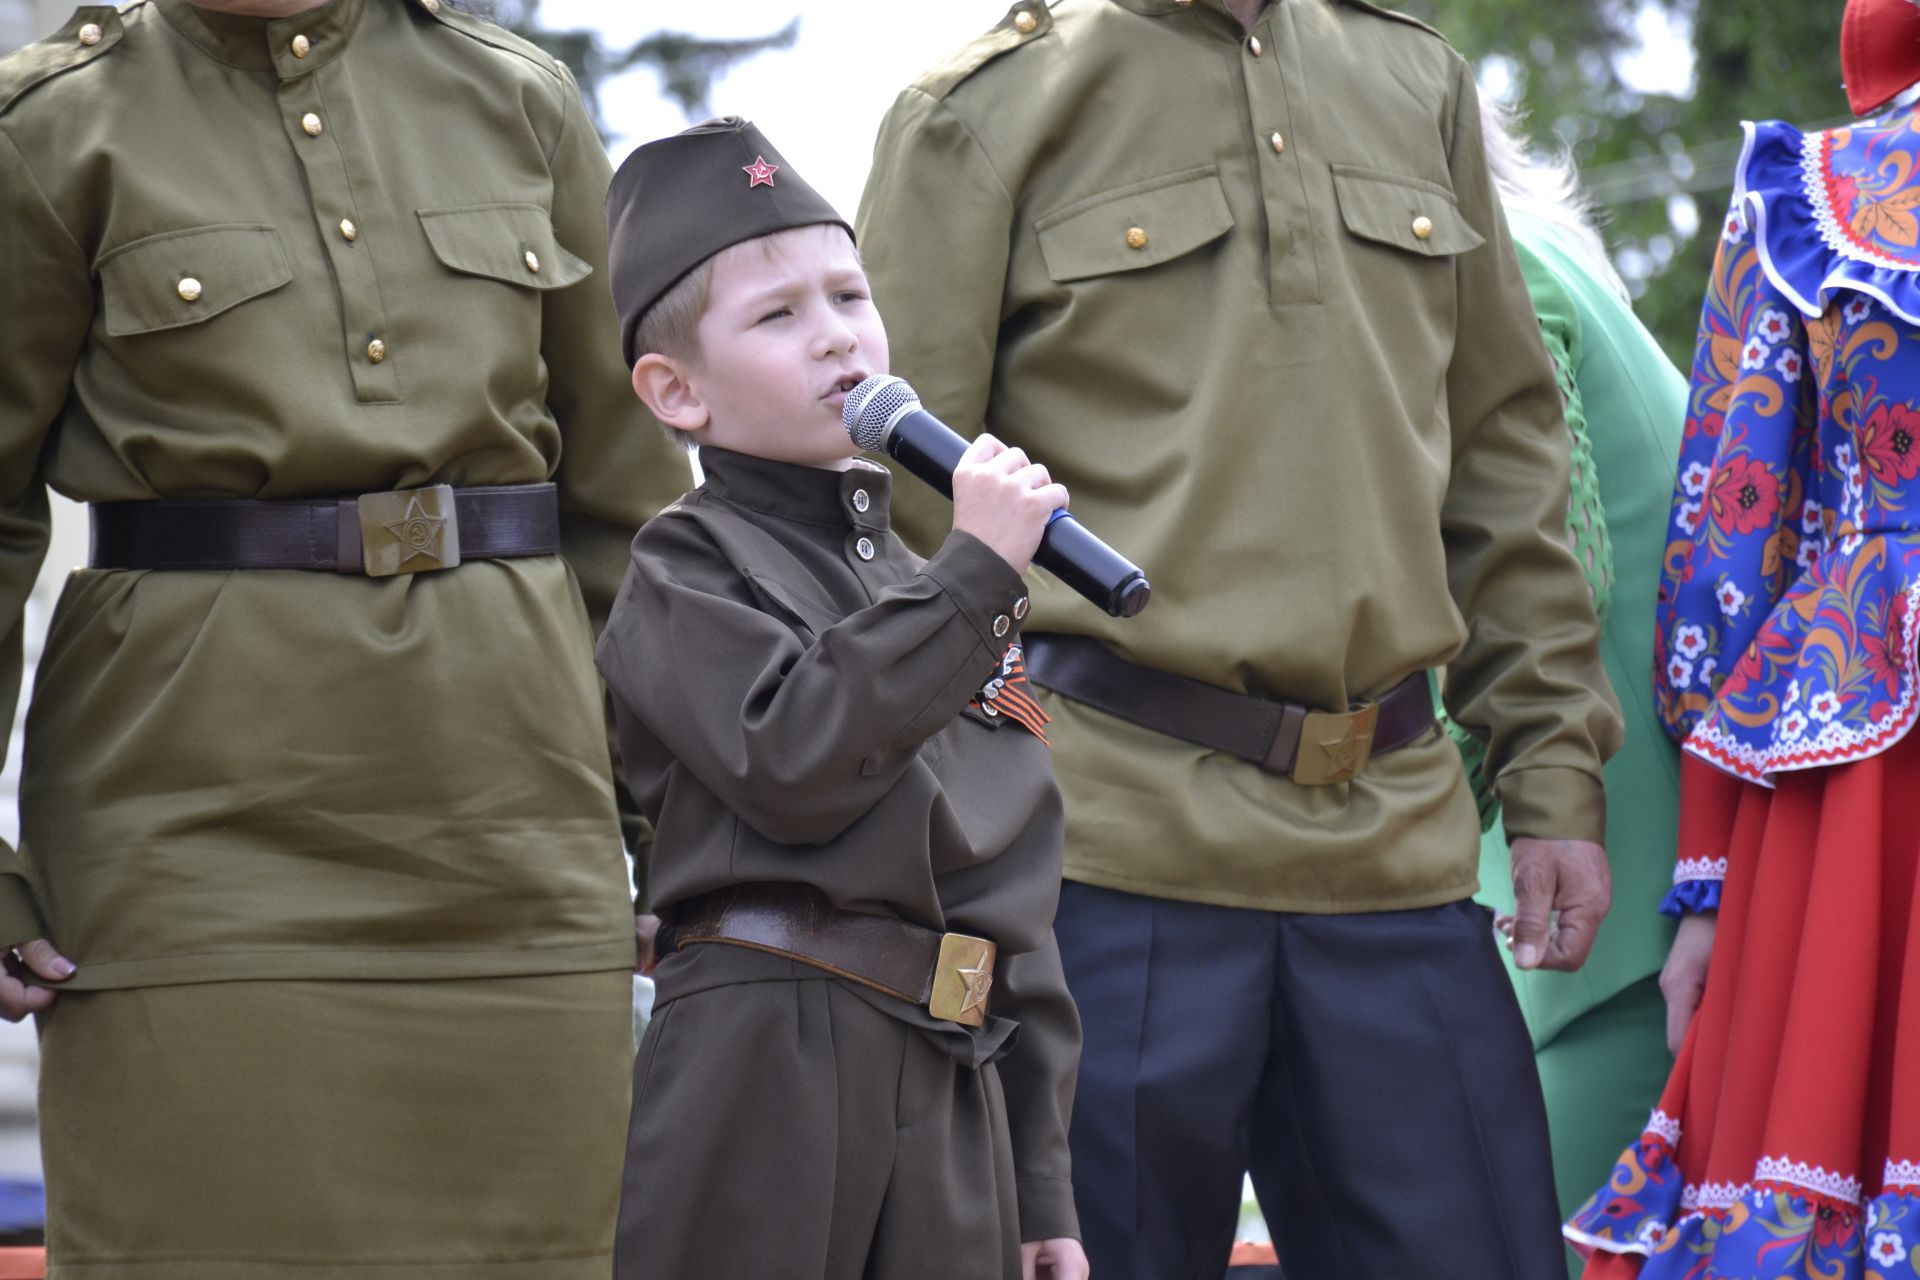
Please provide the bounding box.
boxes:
[37,971,634,1280]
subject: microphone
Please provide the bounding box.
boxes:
[843,375,1151,619]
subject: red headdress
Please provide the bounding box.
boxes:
[1844,0,1920,115]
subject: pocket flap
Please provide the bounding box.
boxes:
[98,225,292,336]
[740,567,840,635]
[1036,168,1234,283]
[1332,166,1484,257]
[418,203,592,289]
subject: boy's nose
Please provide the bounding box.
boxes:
[813,316,859,358]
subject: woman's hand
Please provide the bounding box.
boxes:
[1022,1237,1090,1280]
[1659,912,1716,1054]
[952,433,1070,575]
[0,939,75,1021]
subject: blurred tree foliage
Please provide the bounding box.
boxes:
[1398,0,1846,366]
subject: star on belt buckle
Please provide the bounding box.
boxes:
[1291,701,1380,786]
[357,484,461,577]
[928,932,997,1027]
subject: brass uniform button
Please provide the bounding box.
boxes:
[992,614,1012,638]
[301,113,323,137]
[1248,35,1263,57]
[176,277,203,303]
[367,338,387,364]
[291,33,311,58]
[77,22,102,45]
[339,218,358,241]
[1125,226,1149,250]
[523,249,540,273]
[1412,215,1434,241]
[1270,131,1285,154]
[1013,9,1037,33]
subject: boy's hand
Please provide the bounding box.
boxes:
[1022,1237,1090,1280]
[0,938,75,1021]
[952,433,1070,575]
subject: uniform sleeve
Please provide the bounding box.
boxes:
[596,516,1025,847]
[993,933,1083,1243]
[1435,61,1623,844]
[0,126,83,945]
[540,67,692,862]
[855,87,1013,559]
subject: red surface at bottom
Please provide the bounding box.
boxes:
[0,1250,42,1280]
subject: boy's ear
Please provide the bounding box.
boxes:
[631,354,709,435]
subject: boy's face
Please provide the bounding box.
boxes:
[649,224,887,470]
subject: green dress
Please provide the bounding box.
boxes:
[0,0,688,1273]
[1460,208,1686,1271]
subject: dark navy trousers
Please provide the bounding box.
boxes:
[1054,881,1568,1280]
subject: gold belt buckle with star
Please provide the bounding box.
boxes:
[356,484,462,577]
[928,932,997,1027]
[1291,700,1380,786]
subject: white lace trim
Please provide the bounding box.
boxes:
[1682,1181,1751,1213]
[1888,1158,1920,1190]
[1672,858,1728,885]
[1647,1109,1682,1145]
[1800,126,1920,273]
[1684,580,1920,784]
[1755,1157,1865,1205]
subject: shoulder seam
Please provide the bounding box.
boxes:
[427,6,565,84]
[0,123,86,263]
[901,86,1015,209]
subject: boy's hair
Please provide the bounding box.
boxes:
[634,257,716,365]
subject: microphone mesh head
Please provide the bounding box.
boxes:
[843,375,921,451]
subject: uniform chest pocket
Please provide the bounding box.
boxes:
[418,203,592,290]
[739,567,842,637]
[98,225,292,337]
[1331,166,1484,257]
[1035,167,1235,283]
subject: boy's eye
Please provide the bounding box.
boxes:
[757,306,792,324]
[834,290,869,305]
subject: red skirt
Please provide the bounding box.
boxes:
[1564,732,1920,1277]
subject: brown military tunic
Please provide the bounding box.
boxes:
[0,0,688,1272]
[597,448,1081,1274]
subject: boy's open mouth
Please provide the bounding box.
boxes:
[824,373,868,401]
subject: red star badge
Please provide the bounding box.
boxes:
[743,155,779,188]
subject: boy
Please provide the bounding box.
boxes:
[598,116,1089,1280]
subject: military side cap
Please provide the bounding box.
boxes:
[606,115,851,367]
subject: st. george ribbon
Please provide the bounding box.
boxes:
[843,375,1151,619]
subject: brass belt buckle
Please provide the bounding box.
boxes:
[928,932,997,1026]
[357,484,461,577]
[1290,700,1379,786]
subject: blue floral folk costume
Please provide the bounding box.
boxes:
[1565,107,1920,1278]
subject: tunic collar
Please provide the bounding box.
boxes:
[155,0,367,75]
[1106,0,1258,19]
[698,447,893,533]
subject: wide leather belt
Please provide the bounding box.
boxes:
[1022,632,1436,786]
[88,483,561,577]
[667,884,998,1027]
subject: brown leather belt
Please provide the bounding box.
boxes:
[1022,632,1436,785]
[668,884,998,1027]
[89,483,560,577]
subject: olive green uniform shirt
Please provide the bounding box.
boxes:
[856,0,1623,912]
[595,449,1080,1240]
[0,0,689,985]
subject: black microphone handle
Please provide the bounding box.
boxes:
[883,419,1151,618]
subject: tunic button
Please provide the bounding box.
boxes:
[992,614,1011,638]
[1270,131,1285,154]
[1412,215,1434,241]
[524,249,541,273]
[855,536,876,561]
[176,277,203,303]
[1013,9,1037,33]
[1125,226,1148,250]
[1248,35,1263,57]
[367,338,388,364]
[339,218,358,241]
[291,33,311,57]
[851,488,871,513]
[77,22,102,45]
[420,0,440,12]
[302,113,324,137]
[983,704,1000,717]
[1013,596,1030,621]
